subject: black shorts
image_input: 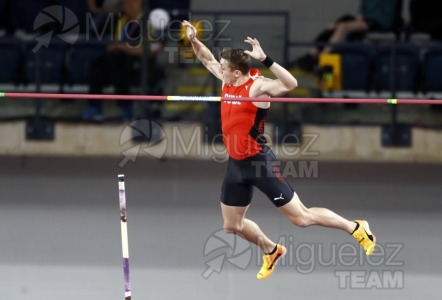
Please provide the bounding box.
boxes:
[220,146,294,207]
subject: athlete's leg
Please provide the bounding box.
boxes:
[220,154,287,280]
[251,148,356,233]
[279,192,376,255]
[221,202,287,279]
[278,192,356,233]
[252,148,376,256]
[221,203,276,253]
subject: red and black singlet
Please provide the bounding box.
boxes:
[221,69,269,160]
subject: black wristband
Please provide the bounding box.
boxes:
[262,56,274,68]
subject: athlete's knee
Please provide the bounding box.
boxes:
[223,225,235,234]
[291,208,314,228]
[293,217,311,228]
[223,222,244,234]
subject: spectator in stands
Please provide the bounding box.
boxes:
[82,0,166,120]
[87,0,122,13]
[294,0,402,72]
[408,0,442,41]
[87,0,122,34]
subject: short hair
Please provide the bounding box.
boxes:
[220,48,251,75]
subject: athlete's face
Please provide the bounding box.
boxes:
[220,58,240,85]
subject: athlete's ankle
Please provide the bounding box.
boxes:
[351,221,359,234]
[265,244,278,255]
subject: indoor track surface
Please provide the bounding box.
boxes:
[1,156,441,300]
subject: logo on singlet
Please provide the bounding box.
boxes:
[223,93,242,105]
[223,100,241,105]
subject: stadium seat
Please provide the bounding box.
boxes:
[0,0,14,35]
[406,0,442,41]
[0,0,7,15]
[66,41,105,84]
[422,45,442,92]
[373,43,420,92]
[332,43,373,91]
[58,0,89,33]
[9,0,47,33]
[24,43,66,84]
[0,37,22,84]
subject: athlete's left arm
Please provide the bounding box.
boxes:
[266,63,298,96]
[255,64,298,97]
[244,37,298,97]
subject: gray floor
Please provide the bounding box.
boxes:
[0,156,441,300]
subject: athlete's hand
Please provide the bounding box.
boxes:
[182,20,197,42]
[244,37,266,61]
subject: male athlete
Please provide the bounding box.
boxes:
[182,20,376,280]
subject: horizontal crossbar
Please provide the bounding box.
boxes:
[1,92,442,105]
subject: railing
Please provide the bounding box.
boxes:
[0,10,290,122]
[286,38,442,145]
[1,10,442,143]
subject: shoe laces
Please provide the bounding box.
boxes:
[262,252,279,270]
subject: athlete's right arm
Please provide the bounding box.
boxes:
[182,20,223,81]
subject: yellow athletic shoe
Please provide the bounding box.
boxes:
[257,244,287,280]
[352,220,376,256]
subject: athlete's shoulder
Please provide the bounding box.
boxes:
[250,74,271,94]
[250,68,265,80]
